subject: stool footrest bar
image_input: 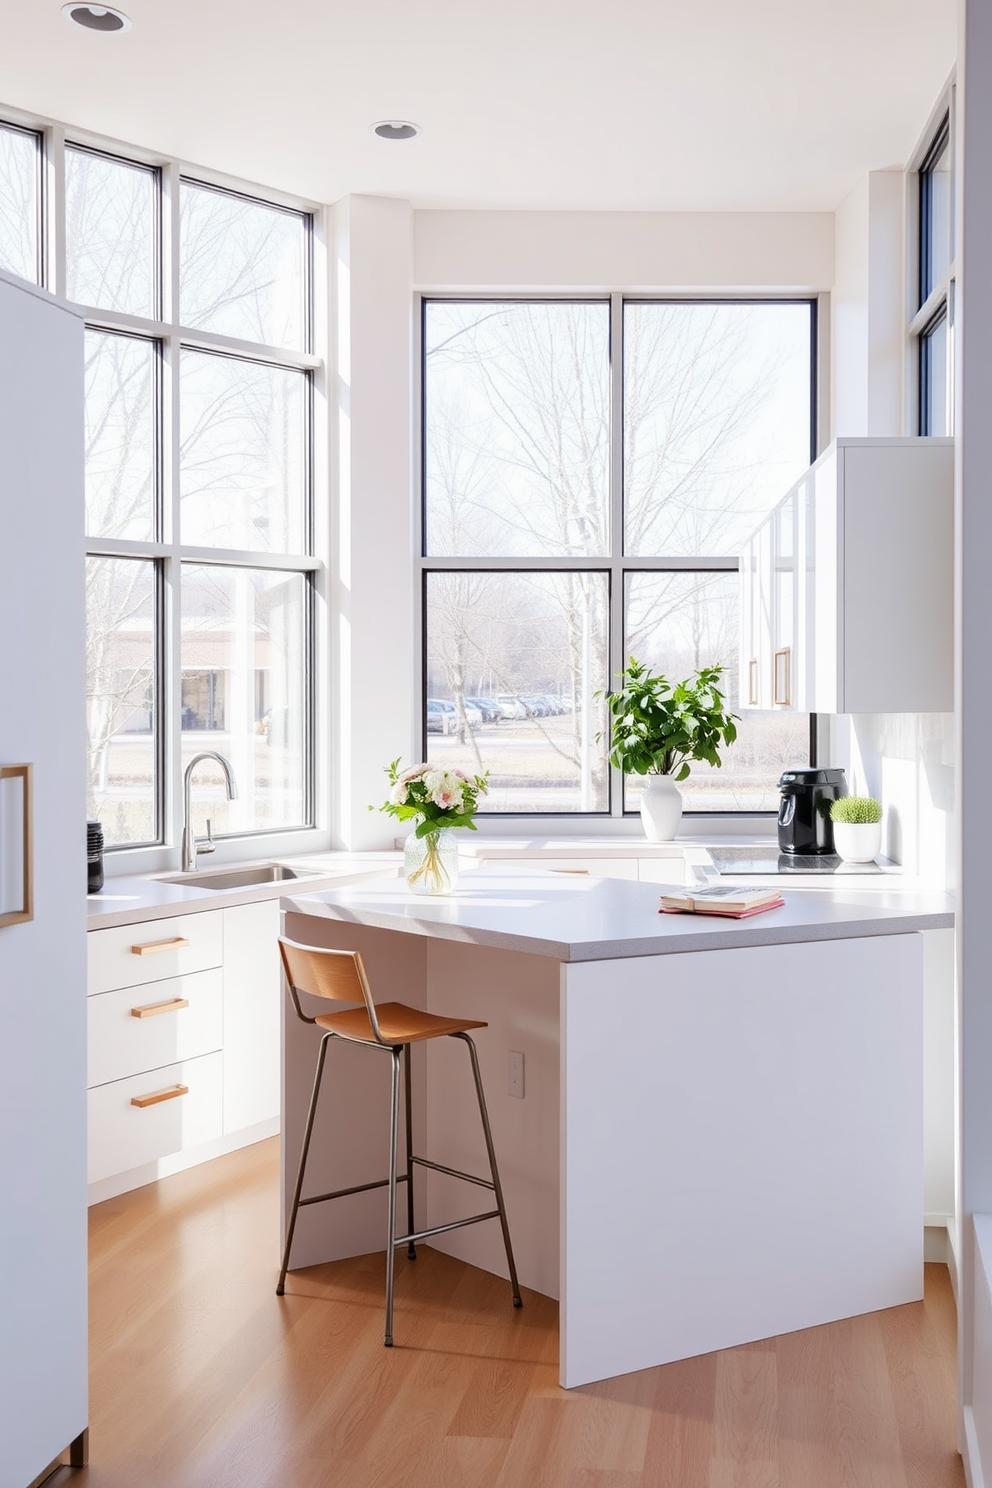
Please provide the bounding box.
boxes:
[300,1174,408,1207]
[410,1155,495,1191]
[395,1210,501,1248]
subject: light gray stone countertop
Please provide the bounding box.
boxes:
[86,852,402,930]
[283,867,954,963]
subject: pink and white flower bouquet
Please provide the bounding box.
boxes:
[378,758,489,839]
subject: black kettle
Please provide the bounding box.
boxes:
[777,769,848,855]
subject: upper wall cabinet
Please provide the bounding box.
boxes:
[739,438,954,715]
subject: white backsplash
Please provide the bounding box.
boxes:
[833,712,956,888]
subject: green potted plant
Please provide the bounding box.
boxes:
[830,795,883,864]
[603,659,739,840]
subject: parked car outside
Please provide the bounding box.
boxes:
[466,696,500,724]
[427,699,457,735]
[495,695,528,720]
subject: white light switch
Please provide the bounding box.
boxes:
[508,1050,525,1099]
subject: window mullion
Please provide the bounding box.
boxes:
[162,160,183,850]
[609,292,625,817]
[45,125,66,297]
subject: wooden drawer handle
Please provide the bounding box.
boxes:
[130,997,190,1019]
[131,1084,189,1109]
[549,868,590,875]
[130,936,190,956]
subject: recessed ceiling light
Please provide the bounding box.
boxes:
[62,3,131,32]
[371,121,421,142]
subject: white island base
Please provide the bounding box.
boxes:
[282,875,932,1389]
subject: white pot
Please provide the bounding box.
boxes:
[832,820,882,863]
[639,775,683,842]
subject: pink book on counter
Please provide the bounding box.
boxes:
[659,897,785,920]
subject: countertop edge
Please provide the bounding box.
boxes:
[282,893,955,962]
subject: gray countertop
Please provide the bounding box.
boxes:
[86,852,402,930]
[283,868,955,962]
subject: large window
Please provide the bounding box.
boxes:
[0,121,41,284]
[422,298,815,816]
[914,111,954,436]
[0,118,319,850]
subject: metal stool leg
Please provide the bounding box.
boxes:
[384,1045,402,1346]
[404,1042,416,1260]
[277,1031,333,1296]
[454,1032,523,1308]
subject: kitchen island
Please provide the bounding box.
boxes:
[281,870,953,1388]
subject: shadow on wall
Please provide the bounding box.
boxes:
[843,712,955,883]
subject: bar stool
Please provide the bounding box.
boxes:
[276,936,522,1345]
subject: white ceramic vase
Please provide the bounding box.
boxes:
[832,820,882,864]
[639,775,683,842]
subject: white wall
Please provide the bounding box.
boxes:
[330,195,417,850]
[831,170,905,439]
[835,713,956,884]
[415,209,833,291]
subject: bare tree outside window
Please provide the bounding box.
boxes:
[65,147,156,317]
[180,565,308,837]
[179,350,307,552]
[86,558,157,845]
[180,182,307,352]
[0,124,39,283]
[36,128,317,851]
[625,572,808,812]
[422,298,814,816]
[84,330,157,542]
[426,572,609,812]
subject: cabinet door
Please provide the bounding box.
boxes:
[222,899,282,1133]
[739,534,759,710]
[771,493,798,711]
[739,524,773,710]
[88,1051,223,1185]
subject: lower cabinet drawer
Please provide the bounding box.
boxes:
[87,1052,223,1185]
[87,968,223,1088]
[87,910,224,995]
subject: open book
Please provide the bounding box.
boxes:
[659,884,785,918]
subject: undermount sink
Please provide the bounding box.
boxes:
[160,864,320,891]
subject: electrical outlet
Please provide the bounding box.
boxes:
[508,1050,525,1099]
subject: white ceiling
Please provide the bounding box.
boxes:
[0,0,956,212]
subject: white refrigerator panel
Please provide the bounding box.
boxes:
[0,271,88,1488]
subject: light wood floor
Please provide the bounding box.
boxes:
[58,1138,964,1488]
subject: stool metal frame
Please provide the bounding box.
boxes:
[276,936,522,1346]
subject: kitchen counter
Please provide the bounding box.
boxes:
[284,869,953,961]
[283,868,945,1388]
[86,851,402,929]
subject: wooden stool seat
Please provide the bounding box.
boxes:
[276,937,521,1346]
[314,1001,487,1045]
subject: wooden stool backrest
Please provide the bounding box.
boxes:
[278,937,387,1044]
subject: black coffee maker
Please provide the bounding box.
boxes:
[777,768,848,854]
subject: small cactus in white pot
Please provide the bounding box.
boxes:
[830,796,883,863]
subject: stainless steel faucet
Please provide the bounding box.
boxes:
[181,752,238,872]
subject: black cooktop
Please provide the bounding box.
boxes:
[708,846,886,876]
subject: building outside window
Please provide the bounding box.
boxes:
[0,116,319,852]
[421,297,816,817]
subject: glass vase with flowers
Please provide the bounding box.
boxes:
[377,760,489,895]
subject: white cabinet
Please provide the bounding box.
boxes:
[86,901,283,1200]
[222,899,282,1134]
[739,438,954,715]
